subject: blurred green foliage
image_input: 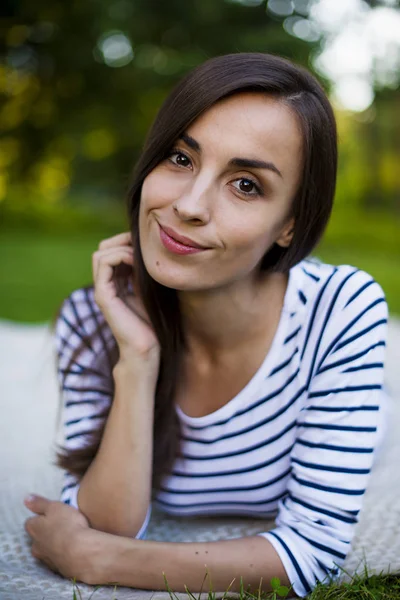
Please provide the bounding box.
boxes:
[0,0,312,206]
[0,0,399,321]
[1,202,398,322]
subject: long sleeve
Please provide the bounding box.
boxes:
[53,286,151,540]
[258,269,389,597]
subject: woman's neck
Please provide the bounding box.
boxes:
[178,270,289,369]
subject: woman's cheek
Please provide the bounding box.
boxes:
[142,168,186,211]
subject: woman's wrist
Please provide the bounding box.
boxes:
[112,358,158,390]
[76,529,112,585]
[78,529,137,587]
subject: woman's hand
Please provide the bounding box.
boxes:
[92,231,160,376]
[23,494,95,583]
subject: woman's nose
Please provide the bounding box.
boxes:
[172,180,212,223]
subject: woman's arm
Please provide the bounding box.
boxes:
[76,363,156,537]
[55,289,156,538]
[259,268,389,597]
[82,531,292,594]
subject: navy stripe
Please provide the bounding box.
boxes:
[62,386,111,396]
[292,457,370,475]
[300,267,341,365]
[156,490,287,510]
[66,412,107,426]
[344,279,374,308]
[316,341,386,375]
[292,474,365,495]
[182,382,304,442]
[317,298,386,369]
[298,290,307,304]
[183,369,302,432]
[288,525,347,560]
[268,531,312,595]
[342,362,384,373]
[59,362,108,378]
[65,398,103,407]
[62,481,77,494]
[181,421,297,460]
[66,428,97,440]
[316,558,339,579]
[68,294,86,336]
[298,422,376,433]
[309,384,382,397]
[172,445,293,478]
[83,287,114,374]
[269,347,299,376]
[332,319,387,354]
[288,493,357,524]
[284,325,302,345]
[304,404,379,413]
[56,333,78,354]
[58,315,95,355]
[297,438,373,453]
[301,267,320,282]
[160,467,291,495]
[334,297,386,350]
[56,335,81,360]
[306,269,359,383]
[56,261,388,595]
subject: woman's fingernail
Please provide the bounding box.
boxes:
[25,494,36,503]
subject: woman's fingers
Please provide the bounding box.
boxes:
[98,231,133,251]
[31,543,59,574]
[92,247,134,284]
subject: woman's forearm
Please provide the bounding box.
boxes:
[84,532,292,595]
[76,365,156,537]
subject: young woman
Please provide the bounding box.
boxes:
[24,52,389,598]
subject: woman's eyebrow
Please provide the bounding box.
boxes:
[179,133,201,152]
[178,133,282,178]
[229,157,283,178]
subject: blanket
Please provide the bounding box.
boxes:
[1,318,400,600]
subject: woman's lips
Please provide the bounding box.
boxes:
[159,224,208,255]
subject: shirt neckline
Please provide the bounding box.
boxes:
[175,263,298,427]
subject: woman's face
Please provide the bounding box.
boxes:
[139,91,303,292]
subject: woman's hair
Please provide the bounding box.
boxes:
[54,52,337,489]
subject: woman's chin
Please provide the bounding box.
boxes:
[144,262,199,291]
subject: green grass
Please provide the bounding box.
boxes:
[0,229,105,323]
[1,206,399,323]
[314,243,399,317]
[65,569,400,600]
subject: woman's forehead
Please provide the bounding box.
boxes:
[185,92,303,173]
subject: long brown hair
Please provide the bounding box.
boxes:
[54,52,337,490]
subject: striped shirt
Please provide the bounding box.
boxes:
[55,257,389,597]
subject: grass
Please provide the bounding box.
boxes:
[1,209,399,323]
[0,228,107,323]
[6,210,398,600]
[63,568,400,600]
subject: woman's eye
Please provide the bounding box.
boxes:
[168,151,192,168]
[233,178,262,197]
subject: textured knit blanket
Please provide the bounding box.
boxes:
[1,318,400,600]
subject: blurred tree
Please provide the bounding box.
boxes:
[0,0,315,216]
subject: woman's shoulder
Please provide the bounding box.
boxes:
[289,257,388,362]
[54,284,114,362]
[287,257,388,348]
[291,256,387,315]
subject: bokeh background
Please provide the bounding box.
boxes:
[1,0,399,323]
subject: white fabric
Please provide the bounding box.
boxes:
[0,316,400,599]
[55,260,389,597]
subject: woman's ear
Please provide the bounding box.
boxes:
[276,217,295,248]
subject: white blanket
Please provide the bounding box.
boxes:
[1,318,399,600]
